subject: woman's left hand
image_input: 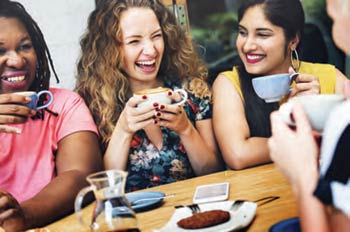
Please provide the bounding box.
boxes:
[156,103,191,134]
[289,67,320,97]
[290,74,320,97]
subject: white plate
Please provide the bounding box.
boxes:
[155,200,257,232]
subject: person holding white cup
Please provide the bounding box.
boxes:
[268,0,350,230]
[0,1,102,231]
[76,0,223,192]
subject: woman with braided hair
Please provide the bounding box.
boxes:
[0,1,102,231]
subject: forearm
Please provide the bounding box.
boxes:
[20,170,88,229]
[222,137,271,170]
[179,123,222,175]
[104,127,133,170]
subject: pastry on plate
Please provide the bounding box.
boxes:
[177,209,230,229]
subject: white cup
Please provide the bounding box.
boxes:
[279,94,344,132]
[134,87,188,108]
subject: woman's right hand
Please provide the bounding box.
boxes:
[117,94,157,134]
[0,93,35,134]
[0,190,26,232]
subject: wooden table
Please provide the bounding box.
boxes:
[46,164,298,232]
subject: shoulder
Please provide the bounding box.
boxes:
[299,61,336,75]
[48,87,89,113]
[213,67,243,100]
[49,88,85,105]
[219,66,240,82]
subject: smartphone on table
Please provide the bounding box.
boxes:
[193,182,230,204]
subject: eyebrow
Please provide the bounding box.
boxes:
[124,28,162,40]
[19,36,32,44]
[238,24,274,33]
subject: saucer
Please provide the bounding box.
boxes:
[126,191,165,212]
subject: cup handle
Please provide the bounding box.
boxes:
[288,73,299,93]
[74,185,94,228]
[279,101,295,127]
[36,90,53,110]
[173,89,188,106]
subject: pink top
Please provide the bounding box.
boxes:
[0,88,98,202]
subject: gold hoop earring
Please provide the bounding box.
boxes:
[290,49,300,72]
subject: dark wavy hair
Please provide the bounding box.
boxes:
[0,0,59,118]
[76,0,210,148]
[237,0,305,137]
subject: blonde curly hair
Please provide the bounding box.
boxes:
[75,0,210,148]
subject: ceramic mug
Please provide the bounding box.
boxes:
[252,73,299,103]
[134,87,188,108]
[14,90,53,110]
[279,94,344,132]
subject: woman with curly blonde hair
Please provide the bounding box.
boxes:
[76,0,223,192]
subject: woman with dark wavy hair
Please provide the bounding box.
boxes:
[76,0,223,192]
[213,0,349,170]
[0,0,102,230]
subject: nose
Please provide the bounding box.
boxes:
[142,40,156,56]
[242,36,258,52]
[5,51,26,68]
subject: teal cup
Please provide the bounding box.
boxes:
[15,90,53,110]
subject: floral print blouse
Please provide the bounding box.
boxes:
[126,81,212,192]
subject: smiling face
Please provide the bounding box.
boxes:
[120,7,165,91]
[0,17,37,94]
[236,5,295,76]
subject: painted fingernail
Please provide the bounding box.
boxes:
[156,112,161,117]
[152,115,157,119]
[167,91,172,96]
[155,107,160,111]
[160,105,165,110]
[142,95,147,100]
[154,119,158,124]
[153,102,159,107]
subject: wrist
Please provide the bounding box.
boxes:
[292,166,318,198]
[178,121,194,136]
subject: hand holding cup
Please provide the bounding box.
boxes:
[0,90,53,134]
[134,87,188,108]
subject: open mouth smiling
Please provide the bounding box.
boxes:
[2,75,26,83]
[136,60,156,68]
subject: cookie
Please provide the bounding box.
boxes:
[177,209,230,229]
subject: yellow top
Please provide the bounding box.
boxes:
[221,61,337,101]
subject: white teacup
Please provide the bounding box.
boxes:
[134,87,188,108]
[279,94,344,132]
[14,90,53,110]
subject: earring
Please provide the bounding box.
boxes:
[290,49,300,72]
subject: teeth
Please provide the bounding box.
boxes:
[247,55,264,60]
[5,75,25,82]
[137,60,155,66]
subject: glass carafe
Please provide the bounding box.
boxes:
[75,170,139,232]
